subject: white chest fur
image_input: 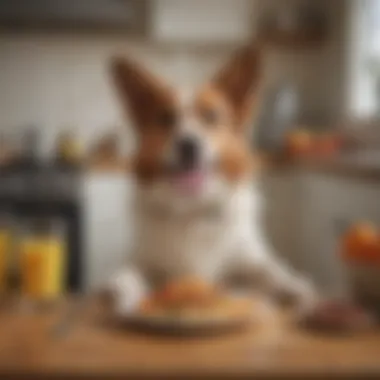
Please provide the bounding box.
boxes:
[130,180,262,283]
[110,179,315,315]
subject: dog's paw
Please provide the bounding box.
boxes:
[105,269,148,315]
[294,279,320,320]
[278,276,319,317]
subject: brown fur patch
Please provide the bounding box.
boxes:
[111,56,176,132]
[194,86,255,182]
[131,132,168,183]
[111,56,178,183]
[202,47,261,181]
[218,134,254,181]
[111,46,261,184]
[194,86,234,123]
[213,47,261,130]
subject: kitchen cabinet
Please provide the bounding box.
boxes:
[0,0,253,44]
[0,0,147,33]
[261,171,308,272]
[263,169,380,295]
[151,0,254,45]
[82,173,133,291]
[299,174,380,295]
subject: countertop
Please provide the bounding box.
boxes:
[1,298,380,380]
[264,152,380,181]
[82,151,380,181]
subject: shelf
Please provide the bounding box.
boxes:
[259,29,327,49]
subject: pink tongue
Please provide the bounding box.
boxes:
[172,171,204,195]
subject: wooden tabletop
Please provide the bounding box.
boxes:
[1,299,380,380]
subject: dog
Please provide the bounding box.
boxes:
[107,46,317,315]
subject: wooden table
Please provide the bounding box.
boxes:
[1,299,380,380]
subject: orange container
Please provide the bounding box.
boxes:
[19,220,66,302]
[341,222,380,264]
[0,230,11,293]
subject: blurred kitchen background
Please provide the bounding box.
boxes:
[0,0,380,301]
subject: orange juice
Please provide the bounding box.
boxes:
[20,237,65,301]
[0,230,11,293]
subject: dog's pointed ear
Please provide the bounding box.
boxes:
[111,56,172,130]
[213,46,261,131]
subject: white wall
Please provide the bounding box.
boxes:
[151,0,253,44]
[0,0,347,158]
[258,0,347,125]
[344,0,378,119]
[0,33,233,157]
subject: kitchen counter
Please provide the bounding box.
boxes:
[84,153,380,181]
[1,298,380,380]
[265,153,380,181]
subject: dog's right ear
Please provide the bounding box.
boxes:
[111,56,173,130]
[212,47,261,132]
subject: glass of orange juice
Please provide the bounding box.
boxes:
[0,214,12,295]
[19,218,65,306]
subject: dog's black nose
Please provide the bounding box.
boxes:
[176,137,199,169]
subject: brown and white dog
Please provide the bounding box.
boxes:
[107,47,317,315]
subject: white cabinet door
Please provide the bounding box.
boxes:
[151,0,253,44]
[261,171,308,271]
[300,174,380,295]
[82,174,134,291]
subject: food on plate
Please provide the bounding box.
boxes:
[56,131,83,164]
[138,277,253,321]
[285,129,341,159]
[152,277,216,307]
[286,130,312,157]
[300,299,375,334]
[314,134,341,156]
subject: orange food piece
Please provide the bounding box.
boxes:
[137,277,255,322]
[313,134,339,157]
[144,277,219,311]
[341,222,380,263]
[138,298,159,313]
[286,130,312,157]
[160,277,216,306]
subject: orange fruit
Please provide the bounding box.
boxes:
[341,222,380,263]
[153,277,216,308]
[286,130,312,157]
[314,134,338,157]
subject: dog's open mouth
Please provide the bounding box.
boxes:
[170,169,206,196]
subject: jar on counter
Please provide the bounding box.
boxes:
[55,130,83,167]
[19,218,66,304]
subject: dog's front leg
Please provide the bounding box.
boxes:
[228,236,318,314]
[105,266,148,315]
[254,254,317,314]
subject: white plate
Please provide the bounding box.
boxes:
[109,295,265,336]
[122,313,251,336]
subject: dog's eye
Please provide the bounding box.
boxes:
[157,110,177,130]
[200,107,219,126]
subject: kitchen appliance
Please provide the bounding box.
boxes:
[54,131,83,169]
[255,82,299,152]
[0,0,147,33]
[258,2,328,48]
[0,143,83,292]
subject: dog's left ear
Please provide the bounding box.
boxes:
[213,46,261,131]
[110,55,173,132]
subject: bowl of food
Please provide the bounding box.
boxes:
[300,298,375,335]
[113,277,260,336]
